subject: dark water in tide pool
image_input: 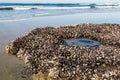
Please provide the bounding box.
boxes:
[63,39,100,47]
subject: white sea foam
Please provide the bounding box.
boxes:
[13,7,31,10]
[36,6,90,10]
[33,13,49,17]
[0,18,28,22]
[96,6,114,9]
[96,5,120,9]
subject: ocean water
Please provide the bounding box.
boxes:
[0,3,120,22]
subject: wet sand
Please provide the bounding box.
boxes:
[0,12,120,80]
[0,28,26,80]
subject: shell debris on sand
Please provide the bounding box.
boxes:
[6,23,120,80]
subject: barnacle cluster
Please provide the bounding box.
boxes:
[6,24,120,80]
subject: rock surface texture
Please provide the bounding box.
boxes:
[6,24,120,80]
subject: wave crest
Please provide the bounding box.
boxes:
[0,3,119,10]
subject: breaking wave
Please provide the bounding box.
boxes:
[0,3,120,22]
[0,3,119,10]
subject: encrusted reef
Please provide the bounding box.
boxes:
[6,24,120,80]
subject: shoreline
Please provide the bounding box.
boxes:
[0,12,120,24]
[6,23,120,80]
[1,11,120,23]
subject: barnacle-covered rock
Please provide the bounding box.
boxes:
[6,24,120,80]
